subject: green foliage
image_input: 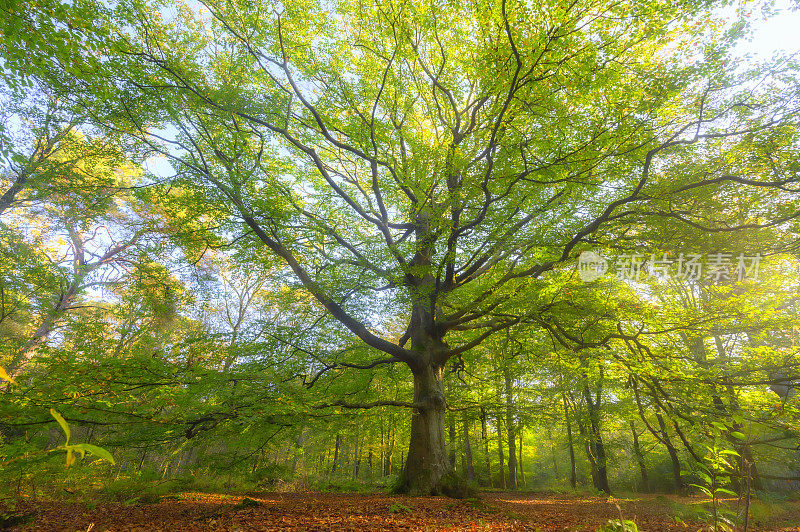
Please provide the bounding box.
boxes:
[686,443,740,532]
[312,477,373,493]
[0,511,35,529]
[50,409,115,468]
[597,519,638,532]
[234,497,261,509]
[388,502,413,514]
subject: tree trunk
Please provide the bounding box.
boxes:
[573,409,600,490]
[463,416,475,481]
[0,170,28,216]
[400,363,451,495]
[564,396,577,489]
[380,422,385,476]
[448,414,457,472]
[580,362,610,493]
[481,407,492,487]
[496,414,506,489]
[548,425,560,478]
[332,434,341,473]
[7,284,77,380]
[518,428,525,487]
[352,431,360,478]
[657,413,684,492]
[385,421,394,476]
[4,224,135,384]
[504,366,518,489]
[589,417,610,493]
[292,432,304,474]
[630,420,649,493]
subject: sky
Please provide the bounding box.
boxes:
[733,0,800,57]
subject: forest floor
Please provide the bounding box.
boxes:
[3,491,800,531]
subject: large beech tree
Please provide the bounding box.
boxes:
[8,0,800,493]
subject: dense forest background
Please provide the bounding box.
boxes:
[1,0,800,524]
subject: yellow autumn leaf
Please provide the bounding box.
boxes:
[0,366,16,385]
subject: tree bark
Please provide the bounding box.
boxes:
[385,420,394,476]
[518,428,525,487]
[332,434,341,473]
[379,422,385,476]
[580,358,611,493]
[581,376,610,493]
[657,413,684,492]
[400,363,451,495]
[496,414,506,489]
[503,366,518,489]
[448,414,457,472]
[630,420,649,493]
[564,395,577,489]
[463,416,475,481]
[481,406,492,487]
[352,430,360,478]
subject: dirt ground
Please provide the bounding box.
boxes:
[3,491,800,531]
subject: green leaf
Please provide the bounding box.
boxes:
[730,431,746,440]
[711,421,727,431]
[70,443,116,465]
[50,408,70,445]
[65,447,75,467]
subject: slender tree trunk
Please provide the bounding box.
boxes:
[496,414,506,489]
[503,366,518,489]
[332,434,341,473]
[138,446,148,472]
[518,428,525,487]
[7,284,78,380]
[460,442,466,477]
[380,422,385,476]
[0,123,72,217]
[385,421,394,476]
[448,414,457,472]
[630,420,649,493]
[548,425,560,479]
[481,407,492,487]
[573,408,599,489]
[463,416,475,482]
[657,413,684,492]
[0,171,28,216]
[580,362,610,493]
[352,431,360,478]
[4,224,136,384]
[564,396,577,489]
